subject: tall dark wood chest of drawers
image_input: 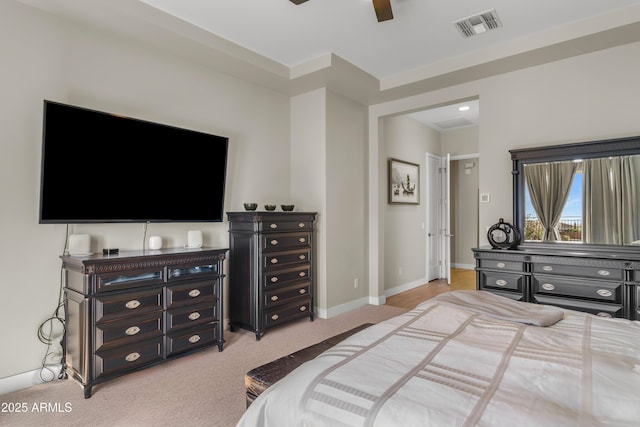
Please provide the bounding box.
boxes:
[62,247,227,397]
[227,211,317,340]
[473,245,640,320]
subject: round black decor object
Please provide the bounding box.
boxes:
[487,218,521,249]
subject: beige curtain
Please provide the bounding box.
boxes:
[582,155,640,244]
[524,161,578,242]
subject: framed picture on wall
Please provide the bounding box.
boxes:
[389,158,420,204]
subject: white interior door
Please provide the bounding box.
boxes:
[441,154,451,284]
[426,154,440,281]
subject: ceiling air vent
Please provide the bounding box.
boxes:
[454,9,503,38]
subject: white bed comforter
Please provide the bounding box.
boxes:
[236,291,640,427]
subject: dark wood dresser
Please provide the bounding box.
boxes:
[473,245,640,320]
[62,247,227,397]
[227,211,317,340]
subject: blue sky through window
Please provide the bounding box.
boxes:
[525,173,582,218]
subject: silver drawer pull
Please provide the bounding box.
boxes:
[270,239,278,246]
[496,262,506,268]
[188,334,201,344]
[269,223,278,229]
[188,289,201,298]
[298,223,305,228]
[125,326,141,336]
[298,237,306,243]
[541,283,555,291]
[188,312,201,321]
[495,279,507,287]
[299,254,306,260]
[271,295,279,301]
[125,300,141,309]
[597,270,611,276]
[542,265,554,272]
[270,258,279,264]
[125,352,141,362]
[299,289,306,294]
[596,289,612,297]
[596,312,613,318]
[270,276,279,283]
[299,271,306,277]
[299,306,307,312]
[271,314,279,321]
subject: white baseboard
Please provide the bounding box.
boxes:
[384,277,429,298]
[0,365,63,396]
[452,263,475,270]
[316,296,370,319]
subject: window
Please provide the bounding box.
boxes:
[524,167,583,242]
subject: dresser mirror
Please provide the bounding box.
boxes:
[510,136,640,247]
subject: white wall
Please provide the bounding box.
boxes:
[0,2,290,381]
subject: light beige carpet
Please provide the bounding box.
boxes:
[0,304,406,427]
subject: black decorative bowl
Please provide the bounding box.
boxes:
[243,203,257,211]
[281,204,295,211]
[264,204,276,211]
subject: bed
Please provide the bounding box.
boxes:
[235,290,640,427]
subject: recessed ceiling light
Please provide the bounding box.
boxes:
[458,105,470,112]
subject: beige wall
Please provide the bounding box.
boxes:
[450,158,479,268]
[290,89,369,316]
[382,115,440,291]
[290,89,327,310]
[325,91,368,310]
[443,127,479,268]
[370,40,640,300]
[0,2,291,380]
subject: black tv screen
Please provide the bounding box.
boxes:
[39,100,229,223]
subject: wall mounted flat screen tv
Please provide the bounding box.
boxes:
[39,100,229,223]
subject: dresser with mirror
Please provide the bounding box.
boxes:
[474,136,640,320]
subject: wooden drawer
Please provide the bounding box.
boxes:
[259,220,313,233]
[531,260,624,281]
[264,266,310,288]
[95,312,162,352]
[166,280,216,309]
[478,271,524,294]
[263,300,311,328]
[166,302,216,333]
[263,283,310,309]
[95,337,162,379]
[95,268,163,293]
[262,233,311,252]
[262,249,311,270]
[533,295,623,318]
[95,287,163,323]
[166,323,219,357]
[478,259,523,272]
[532,274,622,304]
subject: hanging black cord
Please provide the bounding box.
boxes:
[37,225,68,382]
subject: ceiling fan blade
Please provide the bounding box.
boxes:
[372,0,393,22]
[289,0,309,4]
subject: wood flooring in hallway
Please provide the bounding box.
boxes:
[385,268,476,310]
